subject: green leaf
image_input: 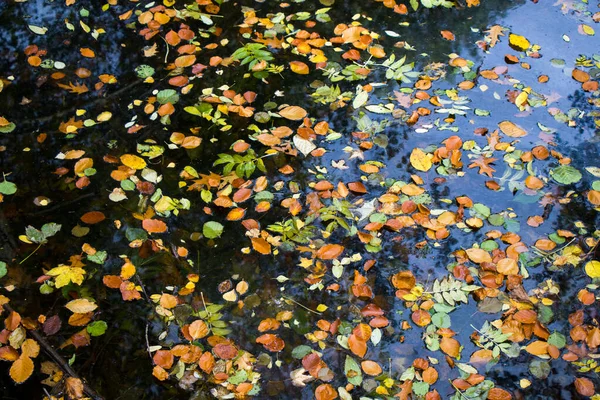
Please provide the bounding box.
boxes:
[87,251,107,265]
[203,221,224,239]
[547,331,566,349]
[431,312,451,328]
[227,369,247,384]
[0,261,7,279]
[157,89,179,105]
[413,381,430,396]
[344,356,362,386]
[291,345,312,359]
[135,64,155,78]
[550,165,582,185]
[41,223,61,239]
[0,122,16,133]
[0,181,17,195]
[87,321,108,336]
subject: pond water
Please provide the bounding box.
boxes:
[0,0,599,399]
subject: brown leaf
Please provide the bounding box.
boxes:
[213,343,238,359]
[80,211,106,225]
[574,377,595,397]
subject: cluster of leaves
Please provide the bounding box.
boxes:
[1,0,600,399]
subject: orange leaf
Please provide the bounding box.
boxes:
[361,360,382,376]
[159,294,178,309]
[422,367,438,384]
[498,120,527,137]
[487,388,512,400]
[175,55,196,68]
[315,383,338,400]
[496,258,518,275]
[391,270,416,290]
[181,136,202,149]
[9,356,34,384]
[152,365,169,381]
[199,351,215,373]
[278,106,307,120]
[525,340,548,356]
[226,208,246,221]
[348,334,367,358]
[142,219,167,233]
[572,69,590,83]
[189,320,209,340]
[153,350,174,369]
[251,238,271,255]
[412,309,432,327]
[440,337,460,358]
[466,248,492,264]
[316,244,344,260]
[80,48,95,58]
[440,30,455,41]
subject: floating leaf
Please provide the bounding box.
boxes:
[410,148,432,171]
[279,106,307,120]
[9,356,34,384]
[584,260,600,279]
[65,298,98,313]
[203,221,224,239]
[498,120,527,137]
[550,165,582,185]
[508,33,530,51]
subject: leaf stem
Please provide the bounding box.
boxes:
[19,243,42,265]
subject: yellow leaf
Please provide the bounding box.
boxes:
[97,111,112,122]
[316,304,328,312]
[9,356,34,384]
[47,265,86,288]
[585,260,600,278]
[289,61,309,75]
[409,148,432,172]
[580,24,595,36]
[508,33,530,51]
[120,154,147,170]
[65,298,98,313]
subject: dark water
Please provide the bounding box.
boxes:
[0,0,599,399]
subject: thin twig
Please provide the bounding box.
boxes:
[280,295,322,315]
